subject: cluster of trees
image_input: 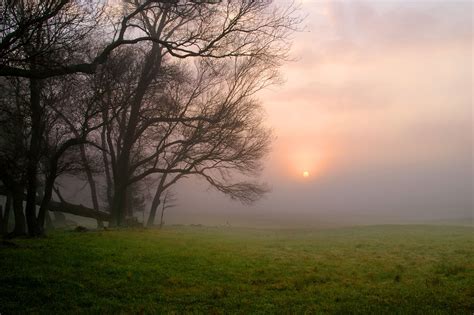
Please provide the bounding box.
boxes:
[0,0,298,237]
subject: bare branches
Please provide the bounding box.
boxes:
[0,0,299,229]
[0,0,300,78]
[124,54,274,204]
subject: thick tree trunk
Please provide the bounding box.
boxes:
[0,186,110,221]
[109,45,162,227]
[110,172,128,227]
[47,199,110,221]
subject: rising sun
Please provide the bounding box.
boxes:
[302,170,310,178]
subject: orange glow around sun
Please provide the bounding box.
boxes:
[271,135,336,181]
[287,149,327,180]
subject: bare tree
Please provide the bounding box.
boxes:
[0,0,299,233]
[0,73,105,235]
[0,0,137,234]
[42,75,108,229]
[93,49,275,227]
[35,75,105,231]
[91,0,297,226]
[0,0,104,235]
[141,57,274,226]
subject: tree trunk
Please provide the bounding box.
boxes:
[147,173,167,227]
[45,210,54,230]
[25,78,43,237]
[109,45,162,227]
[37,170,56,231]
[159,202,165,229]
[110,172,128,227]
[2,195,12,236]
[101,111,114,209]
[11,189,26,236]
[0,185,110,221]
[0,204,3,235]
[47,199,110,221]
[147,191,161,227]
[79,143,103,228]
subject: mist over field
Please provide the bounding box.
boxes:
[0,1,473,313]
[176,0,472,227]
[53,0,472,228]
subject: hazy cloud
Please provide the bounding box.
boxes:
[139,1,474,226]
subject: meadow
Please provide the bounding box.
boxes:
[0,225,472,314]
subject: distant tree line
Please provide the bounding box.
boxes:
[0,0,299,237]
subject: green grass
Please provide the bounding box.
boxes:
[0,225,473,314]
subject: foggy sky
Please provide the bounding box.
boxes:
[56,1,472,227]
[160,0,472,227]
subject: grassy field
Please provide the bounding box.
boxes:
[0,225,472,314]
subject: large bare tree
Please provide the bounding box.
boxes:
[0,0,299,232]
[91,46,275,226]
[95,0,297,226]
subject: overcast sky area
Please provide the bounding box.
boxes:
[163,0,473,227]
[62,0,472,227]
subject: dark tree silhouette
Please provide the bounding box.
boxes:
[0,0,299,232]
